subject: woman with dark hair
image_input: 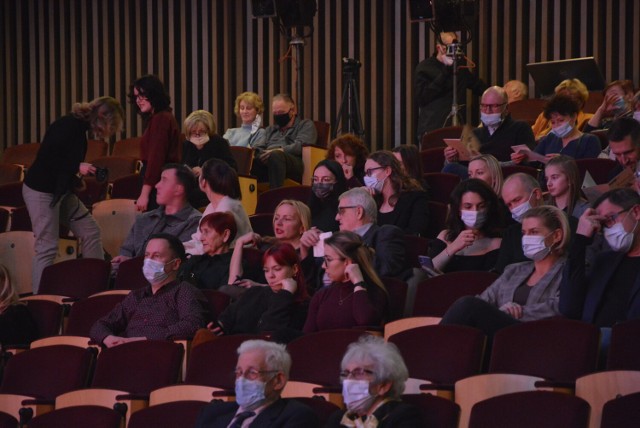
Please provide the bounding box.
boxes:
[392,144,428,191]
[303,231,388,332]
[23,96,124,291]
[512,94,601,164]
[431,178,505,273]
[326,134,369,188]
[544,155,589,219]
[363,150,429,236]
[210,242,309,335]
[182,110,237,177]
[584,79,636,132]
[128,75,181,212]
[183,158,252,255]
[308,159,348,232]
[179,212,237,290]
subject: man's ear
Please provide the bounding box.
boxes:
[272,372,287,392]
[171,258,182,271]
[631,204,640,221]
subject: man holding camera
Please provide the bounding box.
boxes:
[414,32,486,140]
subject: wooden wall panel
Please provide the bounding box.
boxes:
[1,0,639,154]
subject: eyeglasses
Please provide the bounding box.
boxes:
[134,93,148,101]
[480,103,506,111]
[339,368,375,380]
[364,167,385,177]
[337,205,358,216]
[190,130,208,138]
[323,256,345,264]
[603,209,629,228]
[234,368,278,381]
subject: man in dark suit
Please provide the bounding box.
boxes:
[194,339,318,428]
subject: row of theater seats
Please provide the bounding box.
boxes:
[1,319,639,427]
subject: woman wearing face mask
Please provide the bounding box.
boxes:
[440,205,568,338]
[511,95,601,165]
[307,160,347,232]
[327,335,422,427]
[431,179,505,273]
[584,80,636,132]
[303,231,388,333]
[327,134,369,188]
[209,242,309,335]
[223,91,267,148]
[363,151,429,236]
[544,155,589,219]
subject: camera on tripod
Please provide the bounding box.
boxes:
[445,42,465,58]
[342,57,361,74]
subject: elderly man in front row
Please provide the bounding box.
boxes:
[194,340,318,428]
[90,233,207,347]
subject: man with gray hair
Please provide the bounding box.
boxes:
[300,187,407,291]
[194,339,317,427]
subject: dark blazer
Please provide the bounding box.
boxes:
[326,400,423,428]
[471,115,536,162]
[376,191,430,237]
[194,398,318,428]
[361,224,408,279]
[560,234,640,324]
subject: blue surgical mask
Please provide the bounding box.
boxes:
[613,98,627,113]
[510,192,534,223]
[481,112,502,127]
[142,258,175,284]
[461,210,487,228]
[551,121,573,138]
[363,175,385,193]
[235,377,267,410]
[342,379,376,413]
[604,214,637,253]
[522,232,553,261]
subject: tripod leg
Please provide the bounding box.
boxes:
[333,83,352,138]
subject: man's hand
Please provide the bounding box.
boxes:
[576,208,604,238]
[510,152,527,164]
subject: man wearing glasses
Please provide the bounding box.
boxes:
[561,188,640,327]
[194,339,317,427]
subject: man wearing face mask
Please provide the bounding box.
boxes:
[90,233,207,348]
[251,94,317,189]
[326,335,422,427]
[415,32,486,139]
[194,339,318,428]
[561,188,640,327]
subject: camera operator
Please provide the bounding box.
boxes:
[415,32,487,140]
[22,97,124,292]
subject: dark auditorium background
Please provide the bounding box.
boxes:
[1,0,639,152]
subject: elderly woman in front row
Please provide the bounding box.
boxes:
[440,205,569,338]
[327,335,422,427]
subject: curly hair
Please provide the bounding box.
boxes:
[445,178,504,241]
[71,96,124,139]
[327,134,369,179]
[543,94,580,119]
[128,75,172,117]
[234,92,264,116]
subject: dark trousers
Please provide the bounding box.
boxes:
[440,296,521,341]
[251,150,303,188]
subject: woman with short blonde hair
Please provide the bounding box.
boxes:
[223,91,267,148]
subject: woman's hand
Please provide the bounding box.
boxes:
[499,302,523,319]
[281,277,298,294]
[510,152,527,164]
[207,321,225,336]
[545,153,561,161]
[448,230,476,254]
[136,194,149,212]
[235,279,265,288]
[444,146,459,162]
[344,263,364,284]
[79,162,96,176]
[236,232,261,247]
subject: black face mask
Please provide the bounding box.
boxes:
[273,112,291,128]
[312,182,334,199]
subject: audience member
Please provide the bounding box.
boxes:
[441,205,568,338]
[300,188,407,292]
[23,96,123,291]
[531,78,593,139]
[128,75,181,211]
[223,91,267,148]
[194,340,318,427]
[183,158,252,255]
[606,117,640,179]
[111,164,201,268]
[634,90,640,122]
[251,94,317,188]
[431,179,504,273]
[326,133,369,188]
[326,335,422,427]
[513,95,600,164]
[544,155,589,219]
[392,144,428,191]
[561,188,640,326]
[503,79,528,103]
[308,159,347,232]
[364,151,429,236]
[0,264,37,346]
[303,231,388,332]
[415,32,486,139]
[178,212,236,290]
[468,154,503,196]
[182,110,237,177]
[91,234,207,347]
[584,79,635,132]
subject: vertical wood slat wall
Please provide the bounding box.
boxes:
[1,0,639,153]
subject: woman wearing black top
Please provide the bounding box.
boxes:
[307,159,347,232]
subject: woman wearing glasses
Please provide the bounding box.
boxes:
[327,335,422,427]
[129,75,181,212]
[363,150,429,236]
[303,231,388,333]
[307,159,348,232]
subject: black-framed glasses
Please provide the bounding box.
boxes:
[339,368,375,380]
[364,167,385,177]
[134,93,148,101]
[603,209,629,228]
[479,103,506,111]
[234,368,278,381]
[337,205,358,215]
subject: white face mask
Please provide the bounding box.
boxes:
[522,233,553,261]
[189,134,210,148]
[235,377,267,411]
[551,121,573,138]
[481,112,502,127]
[461,209,487,229]
[633,111,640,123]
[142,258,175,284]
[342,379,377,413]
[442,55,454,66]
[604,213,637,253]
[363,175,385,194]
[510,192,535,223]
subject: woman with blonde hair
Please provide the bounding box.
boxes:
[23,96,124,291]
[0,265,38,346]
[468,154,504,195]
[223,91,267,148]
[303,231,388,332]
[544,155,589,219]
[182,110,237,178]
